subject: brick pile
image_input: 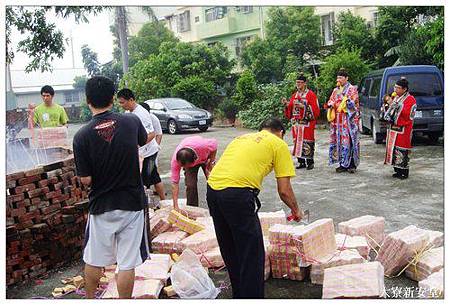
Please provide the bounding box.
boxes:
[6,151,90,286]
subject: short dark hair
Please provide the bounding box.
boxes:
[296,74,307,82]
[259,117,286,135]
[40,85,55,96]
[117,88,135,100]
[176,148,196,166]
[140,102,151,112]
[337,68,348,78]
[396,78,409,90]
[85,76,116,108]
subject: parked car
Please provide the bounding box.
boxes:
[359,65,444,144]
[144,98,213,134]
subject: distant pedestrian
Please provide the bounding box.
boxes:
[282,74,320,170]
[33,85,69,128]
[324,68,360,173]
[381,78,417,179]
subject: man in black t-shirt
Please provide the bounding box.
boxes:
[73,76,153,299]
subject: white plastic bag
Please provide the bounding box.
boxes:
[170,248,220,299]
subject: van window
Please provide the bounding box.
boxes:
[386,74,443,97]
[369,78,381,97]
[360,78,372,96]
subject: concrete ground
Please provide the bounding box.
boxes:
[7,124,444,299]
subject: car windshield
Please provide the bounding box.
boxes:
[386,73,443,97]
[165,99,193,110]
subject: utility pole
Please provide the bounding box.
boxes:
[115,6,129,74]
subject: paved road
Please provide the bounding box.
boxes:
[7,124,444,299]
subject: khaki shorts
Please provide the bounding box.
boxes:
[83,210,150,271]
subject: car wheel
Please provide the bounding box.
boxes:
[372,121,383,144]
[168,119,178,135]
[198,126,208,132]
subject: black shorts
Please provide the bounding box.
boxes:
[142,153,161,187]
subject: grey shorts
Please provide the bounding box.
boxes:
[83,210,150,271]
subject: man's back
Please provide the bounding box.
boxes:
[208,130,295,191]
[73,111,147,214]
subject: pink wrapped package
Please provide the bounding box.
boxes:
[418,269,444,298]
[263,238,271,281]
[197,246,224,269]
[102,278,164,299]
[310,249,365,285]
[291,218,336,265]
[338,215,385,249]
[150,216,172,239]
[376,225,430,276]
[151,231,189,254]
[335,233,370,259]
[135,254,172,283]
[406,247,443,281]
[268,224,303,246]
[423,229,444,248]
[270,259,307,281]
[258,210,286,236]
[179,229,218,254]
[322,262,385,299]
[196,216,215,230]
[35,127,69,148]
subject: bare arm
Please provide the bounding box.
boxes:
[80,176,92,186]
[276,177,303,221]
[155,134,163,145]
[146,131,156,144]
[172,183,179,210]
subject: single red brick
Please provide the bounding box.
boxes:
[37,179,49,188]
[8,194,25,203]
[24,167,44,177]
[10,207,26,217]
[6,180,16,188]
[18,175,41,186]
[7,172,25,182]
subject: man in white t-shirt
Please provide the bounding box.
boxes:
[140,102,166,200]
[118,89,163,196]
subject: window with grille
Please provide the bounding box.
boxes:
[205,7,227,22]
[235,36,253,57]
[64,91,80,104]
[177,10,191,32]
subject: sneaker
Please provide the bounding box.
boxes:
[306,163,314,170]
[347,167,356,174]
[398,175,408,180]
[392,173,401,178]
[336,166,347,173]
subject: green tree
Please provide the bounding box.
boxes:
[397,27,434,66]
[6,6,105,72]
[417,15,444,70]
[333,11,378,62]
[73,75,87,90]
[317,49,370,104]
[128,21,179,67]
[266,7,322,72]
[121,41,235,108]
[241,37,282,83]
[232,70,258,111]
[81,45,101,76]
[375,6,443,67]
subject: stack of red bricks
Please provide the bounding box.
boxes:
[6,156,90,286]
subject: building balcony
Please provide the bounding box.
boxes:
[197,9,261,39]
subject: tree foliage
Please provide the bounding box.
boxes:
[418,15,444,70]
[6,6,105,72]
[333,11,378,61]
[375,6,443,67]
[128,21,179,67]
[121,41,235,109]
[317,49,370,104]
[232,70,258,111]
[81,45,101,76]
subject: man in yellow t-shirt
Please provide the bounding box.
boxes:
[33,85,69,128]
[207,118,304,299]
